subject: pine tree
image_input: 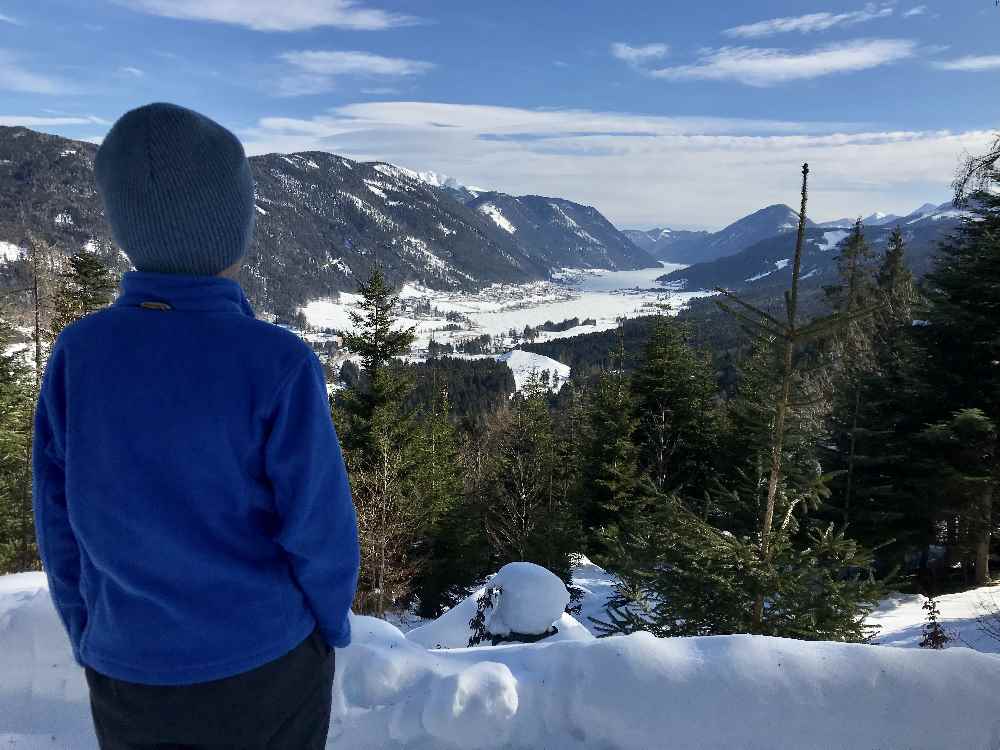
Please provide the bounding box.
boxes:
[0,312,37,573]
[478,376,577,584]
[49,249,116,339]
[917,171,1000,585]
[410,382,472,618]
[333,266,423,617]
[918,409,996,586]
[579,324,649,563]
[630,315,719,499]
[919,596,950,649]
[709,163,883,632]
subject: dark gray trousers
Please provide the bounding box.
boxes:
[84,627,335,750]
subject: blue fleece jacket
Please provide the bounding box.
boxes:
[32,270,360,685]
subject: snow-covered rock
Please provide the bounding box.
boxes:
[407,562,589,650]
[484,562,569,638]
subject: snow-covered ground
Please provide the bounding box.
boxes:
[3,562,999,749]
[299,265,710,391]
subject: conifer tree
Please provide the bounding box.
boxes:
[334,266,423,617]
[49,249,116,339]
[410,382,472,618]
[919,596,950,649]
[579,325,651,565]
[711,163,882,631]
[478,376,577,584]
[916,170,1000,584]
[630,315,719,499]
[0,312,36,573]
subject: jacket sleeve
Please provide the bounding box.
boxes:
[32,343,88,666]
[264,351,360,649]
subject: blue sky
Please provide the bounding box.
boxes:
[1,1,999,229]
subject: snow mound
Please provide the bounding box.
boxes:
[496,349,570,392]
[407,562,590,650]
[3,573,1000,748]
[485,562,570,638]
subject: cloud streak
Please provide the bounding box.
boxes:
[0,115,107,127]
[903,6,928,18]
[724,3,894,38]
[275,50,434,96]
[0,50,71,94]
[114,0,419,32]
[611,42,669,65]
[648,39,917,86]
[933,55,1000,72]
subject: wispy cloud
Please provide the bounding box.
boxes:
[275,50,434,96]
[903,6,928,17]
[724,3,894,39]
[113,0,420,32]
[611,42,669,65]
[0,12,21,25]
[0,50,71,94]
[648,39,917,86]
[933,55,1000,71]
[240,101,990,229]
[118,66,145,77]
[0,115,107,127]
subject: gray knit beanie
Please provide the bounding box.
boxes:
[95,102,255,276]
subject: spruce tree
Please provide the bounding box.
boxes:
[478,376,577,584]
[334,266,423,617]
[410,382,471,618]
[579,324,648,563]
[917,171,1000,584]
[50,250,117,339]
[0,312,36,573]
[630,315,719,499]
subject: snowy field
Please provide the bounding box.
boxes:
[2,561,1000,749]
[300,265,709,355]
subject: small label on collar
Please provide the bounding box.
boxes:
[140,301,172,311]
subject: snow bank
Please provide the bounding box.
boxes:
[4,572,1000,749]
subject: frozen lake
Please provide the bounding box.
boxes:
[301,263,713,350]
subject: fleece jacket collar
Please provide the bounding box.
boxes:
[114,271,255,317]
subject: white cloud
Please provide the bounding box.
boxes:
[118,66,145,77]
[933,55,1000,72]
[649,39,917,86]
[113,0,418,32]
[240,101,985,229]
[0,115,106,127]
[275,50,434,96]
[903,6,928,17]
[724,3,894,38]
[0,12,21,25]
[0,50,70,94]
[611,42,669,65]
[280,50,433,77]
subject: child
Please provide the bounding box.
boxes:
[32,102,360,749]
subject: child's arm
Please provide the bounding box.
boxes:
[32,343,89,666]
[265,350,361,649]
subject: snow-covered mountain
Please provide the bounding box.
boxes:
[465,192,659,271]
[0,126,654,317]
[622,227,712,263]
[624,204,813,265]
[659,212,964,295]
[816,202,958,228]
